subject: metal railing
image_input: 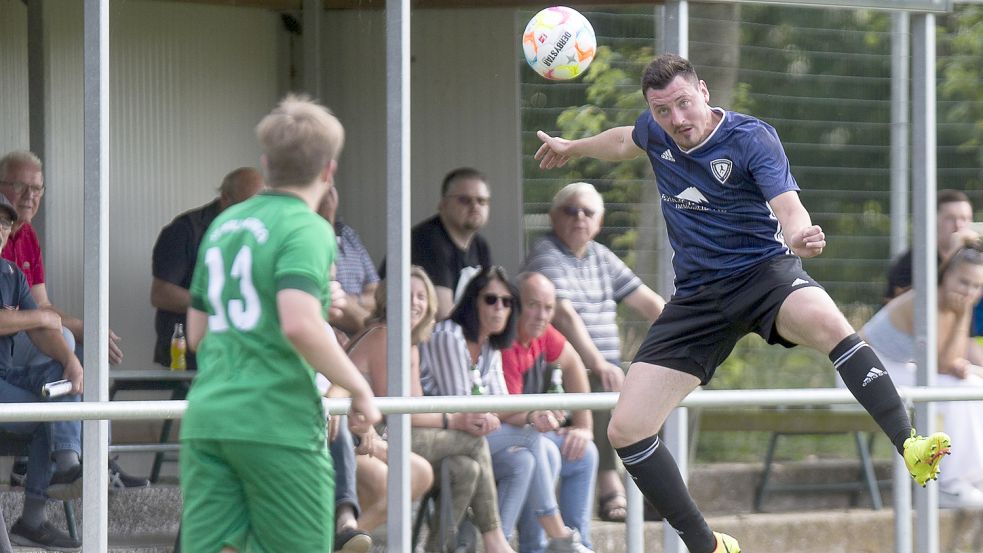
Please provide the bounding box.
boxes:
[1,386,981,552]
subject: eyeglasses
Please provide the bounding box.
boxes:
[481,294,513,309]
[447,194,490,207]
[560,205,596,219]
[0,181,44,198]
[0,218,12,231]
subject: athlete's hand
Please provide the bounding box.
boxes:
[347,392,382,436]
[558,426,593,460]
[789,225,826,258]
[535,131,577,169]
[593,362,625,392]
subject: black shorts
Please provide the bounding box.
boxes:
[632,255,823,385]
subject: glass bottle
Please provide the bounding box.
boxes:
[170,322,187,371]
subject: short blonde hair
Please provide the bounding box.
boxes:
[255,94,345,188]
[368,266,438,345]
[550,181,604,217]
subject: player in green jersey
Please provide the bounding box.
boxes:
[179,95,381,553]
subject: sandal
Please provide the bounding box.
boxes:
[598,492,627,522]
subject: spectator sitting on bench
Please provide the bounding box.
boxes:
[1,150,147,489]
[151,166,266,370]
[862,244,983,508]
[0,193,84,551]
[500,271,599,552]
[419,266,591,552]
[348,266,512,553]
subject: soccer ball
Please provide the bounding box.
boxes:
[522,6,596,81]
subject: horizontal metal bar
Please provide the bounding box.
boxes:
[108,443,181,454]
[0,386,980,422]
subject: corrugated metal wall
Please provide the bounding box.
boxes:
[322,8,523,275]
[0,0,280,368]
[0,1,522,369]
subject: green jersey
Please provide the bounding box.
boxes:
[182,191,336,450]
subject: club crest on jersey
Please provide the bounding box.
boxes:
[711,159,733,184]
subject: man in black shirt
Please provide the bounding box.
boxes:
[382,167,493,319]
[150,167,265,369]
[885,189,976,301]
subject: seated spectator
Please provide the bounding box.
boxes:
[862,245,983,508]
[380,167,494,319]
[502,272,598,552]
[520,181,665,522]
[0,194,83,550]
[419,266,592,552]
[347,266,514,553]
[151,166,266,370]
[319,184,379,336]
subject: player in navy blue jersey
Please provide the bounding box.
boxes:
[535,53,949,553]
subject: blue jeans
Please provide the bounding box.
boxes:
[487,424,560,544]
[0,360,82,500]
[12,328,77,368]
[329,415,360,516]
[516,431,598,552]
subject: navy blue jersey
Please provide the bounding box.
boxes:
[632,108,799,297]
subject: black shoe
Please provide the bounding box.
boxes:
[46,464,83,500]
[10,518,81,551]
[334,527,372,552]
[108,457,150,489]
[9,457,27,488]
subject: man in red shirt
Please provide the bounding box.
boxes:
[501,271,597,552]
[0,151,145,489]
[0,151,123,365]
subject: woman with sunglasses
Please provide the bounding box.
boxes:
[347,266,515,553]
[420,266,592,553]
[861,245,983,508]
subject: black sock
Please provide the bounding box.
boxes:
[831,334,913,454]
[617,434,715,553]
[52,449,80,473]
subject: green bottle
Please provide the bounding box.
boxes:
[470,364,485,396]
[547,365,564,394]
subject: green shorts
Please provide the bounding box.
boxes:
[179,438,334,553]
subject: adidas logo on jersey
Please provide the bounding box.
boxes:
[661,149,676,162]
[791,278,808,287]
[862,367,886,387]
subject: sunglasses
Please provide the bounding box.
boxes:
[560,205,596,219]
[481,294,513,308]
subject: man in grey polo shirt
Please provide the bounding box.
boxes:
[520,181,665,522]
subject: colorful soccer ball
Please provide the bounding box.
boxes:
[522,6,596,81]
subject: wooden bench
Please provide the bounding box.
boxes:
[692,407,887,511]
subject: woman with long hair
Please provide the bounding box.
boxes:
[861,245,983,508]
[420,266,592,552]
[347,266,516,553]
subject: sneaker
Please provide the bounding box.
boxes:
[712,531,741,553]
[939,479,983,509]
[9,518,81,551]
[903,429,952,486]
[46,464,82,500]
[545,528,593,553]
[9,457,27,488]
[334,527,372,552]
[108,457,150,489]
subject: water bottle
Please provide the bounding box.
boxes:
[470,364,485,396]
[170,323,187,371]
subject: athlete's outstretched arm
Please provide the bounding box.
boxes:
[278,288,382,433]
[770,190,826,259]
[535,126,643,169]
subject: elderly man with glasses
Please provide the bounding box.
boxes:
[520,181,666,523]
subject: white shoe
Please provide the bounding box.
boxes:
[939,479,983,509]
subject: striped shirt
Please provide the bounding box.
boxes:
[520,233,641,366]
[334,220,380,296]
[419,319,508,397]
